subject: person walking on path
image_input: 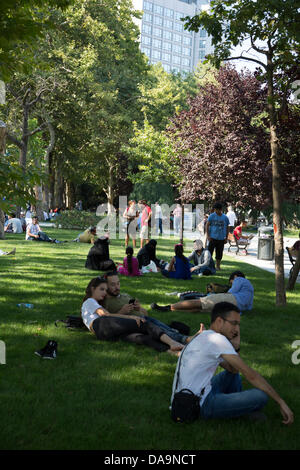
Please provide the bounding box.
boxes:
[206,202,229,271]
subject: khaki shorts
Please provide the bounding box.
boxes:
[200,293,238,312]
[140,225,148,239]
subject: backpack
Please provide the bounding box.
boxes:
[55,315,85,330]
[206,283,230,294]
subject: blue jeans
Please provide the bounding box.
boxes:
[143,316,187,344]
[191,265,215,275]
[155,218,163,235]
[200,370,268,419]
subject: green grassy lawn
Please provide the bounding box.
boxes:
[0,229,299,450]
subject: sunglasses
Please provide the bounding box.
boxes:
[221,317,240,327]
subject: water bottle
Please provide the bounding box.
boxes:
[17,303,34,308]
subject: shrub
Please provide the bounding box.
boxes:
[54,210,104,230]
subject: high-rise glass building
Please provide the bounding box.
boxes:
[133,0,213,74]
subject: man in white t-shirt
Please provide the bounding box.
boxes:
[226,206,237,234]
[171,302,294,423]
[154,202,163,235]
[4,214,23,233]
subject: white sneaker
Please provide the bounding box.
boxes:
[198,273,203,277]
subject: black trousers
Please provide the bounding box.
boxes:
[208,238,226,260]
[92,316,169,352]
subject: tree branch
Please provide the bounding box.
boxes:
[224,55,267,70]
[6,132,23,149]
[24,124,46,138]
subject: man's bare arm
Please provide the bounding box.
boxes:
[222,353,294,425]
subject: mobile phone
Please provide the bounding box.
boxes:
[129,298,135,304]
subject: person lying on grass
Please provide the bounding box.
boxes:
[81,276,187,354]
[101,271,202,346]
[151,270,254,315]
[171,301,294,424]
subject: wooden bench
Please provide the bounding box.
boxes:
[286,247,298,276]
[227,233,250,255]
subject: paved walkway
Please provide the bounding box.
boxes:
[179,228,297,281]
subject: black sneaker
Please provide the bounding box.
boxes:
[150,303,171,312]
[35,340,58,359]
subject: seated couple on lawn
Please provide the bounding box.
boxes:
[81,272,204,354]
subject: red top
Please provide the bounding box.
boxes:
[233,226,242,240]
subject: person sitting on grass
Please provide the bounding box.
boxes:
[26,215,65,243]
[290,233,300,258]
[101,271,203,346]
[151,270,254,314]
[0,248,16,256]
[171,301,294,424]
[137,239,163,271]
[233,221,255,243]
[188,239,216,277]
[73,226,97,244]
[117,246,141,277]
[4,213,23,234]
[81,276,184,354]
[161,243,191,280]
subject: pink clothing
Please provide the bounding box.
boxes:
[141,205,151,227]
[118,256,141,276]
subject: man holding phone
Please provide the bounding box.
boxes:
[102,272,201,345]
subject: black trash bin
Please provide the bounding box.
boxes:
[257,226,274,260]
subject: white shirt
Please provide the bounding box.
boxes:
[26,223,40,239]
[6,218,23,233]
[171,330,237,406]
[226,210,237,226]
[81,298,102,331]
[155,205,162,219]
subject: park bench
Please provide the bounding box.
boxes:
[227,233,250,255]
[286,247,298,276]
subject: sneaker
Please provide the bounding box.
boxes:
[198,273,203,277]
[35,340,57,359]
[150,303,171,312]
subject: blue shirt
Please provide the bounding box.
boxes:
[208,213,229,240]
[228,277,254,313]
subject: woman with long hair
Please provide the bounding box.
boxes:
[161,244,192,280]
[123,200,138,249]
[117,246,141,276]
[81,277,183,354]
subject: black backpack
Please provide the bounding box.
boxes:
[55,315,85,330]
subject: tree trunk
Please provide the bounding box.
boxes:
[0,209,5,240]
[0,121,6,155]
[54,159,64,209]
[0,123,6,239]
[286,250,300,291]
[180,203,184,244]
[106,165,115,215]
[42,120,55,212]
[267,54,286,306]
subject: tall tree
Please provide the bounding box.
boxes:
[0,0,74,81]
[183,0,300,306]
[168,66,274,207]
